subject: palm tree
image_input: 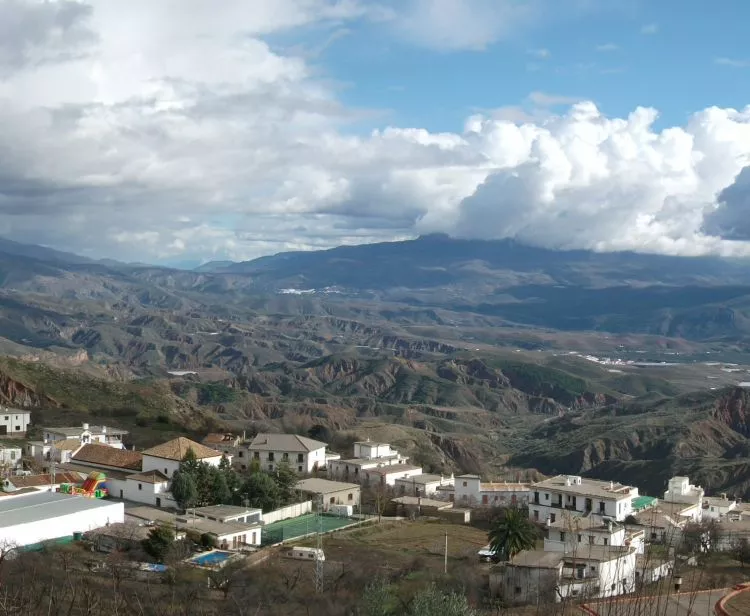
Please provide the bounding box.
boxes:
[488,506,537,561]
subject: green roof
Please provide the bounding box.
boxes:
[632,495,657,512]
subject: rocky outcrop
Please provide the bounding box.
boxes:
[713,387,750,437]
[0,371,59,408]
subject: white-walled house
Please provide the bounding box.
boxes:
[0,445,22,472]
[492,546,638,605]
[362,464,423,487]
[141,437,226,478]
[703,495,738,520]
[42,423,128,449]
[124,470,173,508]
[491,510,641,605]
[0,408,30,436]
[663,476,704,517]
[544,512,645,555]
[246,434,327,474]
[394,473,454,497]
[438,474,530,507]
[26,439,84,465]
[328,440,410,482]
[529,475,639,523]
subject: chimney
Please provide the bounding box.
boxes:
[82,423,89,431]
[102,426,107,434]
[610,481,614,490]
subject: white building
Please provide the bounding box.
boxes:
[127,505,261,548]
[394,473,454,497]
[663,476,703,516]
[327,440,410,482]
[65,443,144,500]
[361,464,423,487]
[42,423,128,449]
[0,445,22,473]
[296,478,360,510]
[124,470,173,509]
[0,491,124,552]
[0,408,31,436]
[246,434,327,474]
[492,546,638,605]
[529,475,639,523]
[437,474,530,507]
[545,512,645,555]
[492,511,642,605]
[26,439,85,466]
[141,437,226,478]
[193,505,263,525]
[703,494,737,520]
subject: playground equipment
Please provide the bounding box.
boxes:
[58,471,108,498]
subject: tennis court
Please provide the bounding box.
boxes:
[261,513,359,545]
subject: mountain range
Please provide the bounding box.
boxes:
[2,234,750,496]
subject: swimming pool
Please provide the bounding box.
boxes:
[187,550,234,568]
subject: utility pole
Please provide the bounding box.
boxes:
[314,494,325,593]
[444,531,448,575]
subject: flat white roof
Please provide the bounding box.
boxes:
[0,491,120,528]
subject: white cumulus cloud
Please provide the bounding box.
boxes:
[0,0,749,264]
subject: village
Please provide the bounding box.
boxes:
[2,406,750,611]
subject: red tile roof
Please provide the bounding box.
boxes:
[72,444,143,471]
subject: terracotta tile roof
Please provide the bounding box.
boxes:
[142,437,223,461]
[127,470,170,484]
[6,472,83,488]
[72,444,143,471]
[52,439,84,452]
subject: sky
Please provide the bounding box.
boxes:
[0,0,750,267]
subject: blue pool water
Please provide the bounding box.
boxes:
[188,550,233,567]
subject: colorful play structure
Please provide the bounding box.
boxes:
[58,471,109,498]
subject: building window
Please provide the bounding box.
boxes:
[164,469,168,475]
[514,587,522,595]
[462,481,467,487]
[268,464,273,471]
[545,493,549,500]
[560,532,565,541]
[283,453,288,460]
[533,510,539,521]
[550,513,556,523]
[138,484,142,491]
[3,416,7,421]
[297,453,304,463]
[610,584,616,591]
[482,495,488,504]
[577,534,582,543]
[241,465,247,471]
[14,426,19,432]
[268,453,275,462]
[238,451,244,458]
[603,538,608,546]
[253,452,260,460]
[330,497,335,504]
[348,493,353,501]
[298,466,303,472]
[589,536,595,545]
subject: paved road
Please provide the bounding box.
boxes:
[584,588,729,616]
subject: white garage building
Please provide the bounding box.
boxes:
[0,491,124,552]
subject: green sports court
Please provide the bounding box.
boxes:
[261,513,359,545]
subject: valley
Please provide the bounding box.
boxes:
[2,236,750,497]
